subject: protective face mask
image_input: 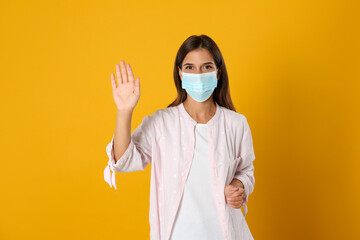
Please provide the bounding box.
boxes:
[180,70,218,102]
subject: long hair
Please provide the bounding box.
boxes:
[167,34,236,111]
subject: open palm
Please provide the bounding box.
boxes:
[110,60,140,111]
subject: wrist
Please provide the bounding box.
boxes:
[230,178,244,189]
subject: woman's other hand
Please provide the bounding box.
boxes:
[111,60,140,112]
[224,183,245,209]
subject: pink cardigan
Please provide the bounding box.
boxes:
[104,102,256,240]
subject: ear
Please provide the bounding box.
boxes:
[178,66,182,81]
[217,65,222,80]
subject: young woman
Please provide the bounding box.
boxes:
[104,35,256,240]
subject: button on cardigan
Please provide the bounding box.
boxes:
[104,102,256,240]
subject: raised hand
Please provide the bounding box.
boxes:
[110,60,140,111]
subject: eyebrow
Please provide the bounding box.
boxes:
[183,62,214,66]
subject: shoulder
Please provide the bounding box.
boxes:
[149,104,179,119]
[145,104,179,125]
[219,106,253,134]
[220,105,247,122]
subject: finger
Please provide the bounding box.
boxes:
[227,197,237,202]
[226,187,236,192]
[228,196,243,202]
[232,187,245,194]
[227,192,244,200]
[229,202,242,208]
[228,198,243,205]
[228,187,239,193]
[230,194,244,200]
[225,188,239,197]
[230,203,242,209]
[231,191,245,197]
[116,64,123,84]
[126,63,134,82]
[110,73,117,90]
[120,60,128,83]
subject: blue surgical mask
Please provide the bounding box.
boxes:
[180,70,218,102]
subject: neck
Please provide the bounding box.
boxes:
[183,97,217,124]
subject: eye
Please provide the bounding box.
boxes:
[205,65,213,69]
[185,66,192,69]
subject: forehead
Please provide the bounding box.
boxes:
[182,48,214,65]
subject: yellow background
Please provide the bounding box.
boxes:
[1,0,359,239]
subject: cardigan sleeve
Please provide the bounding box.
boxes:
[104,114,156,190]
[233,115,256,216]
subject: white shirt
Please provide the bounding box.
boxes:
[170,123,223,240]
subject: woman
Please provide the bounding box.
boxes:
[104,35,256,240]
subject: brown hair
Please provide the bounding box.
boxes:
[167,34,236,111]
